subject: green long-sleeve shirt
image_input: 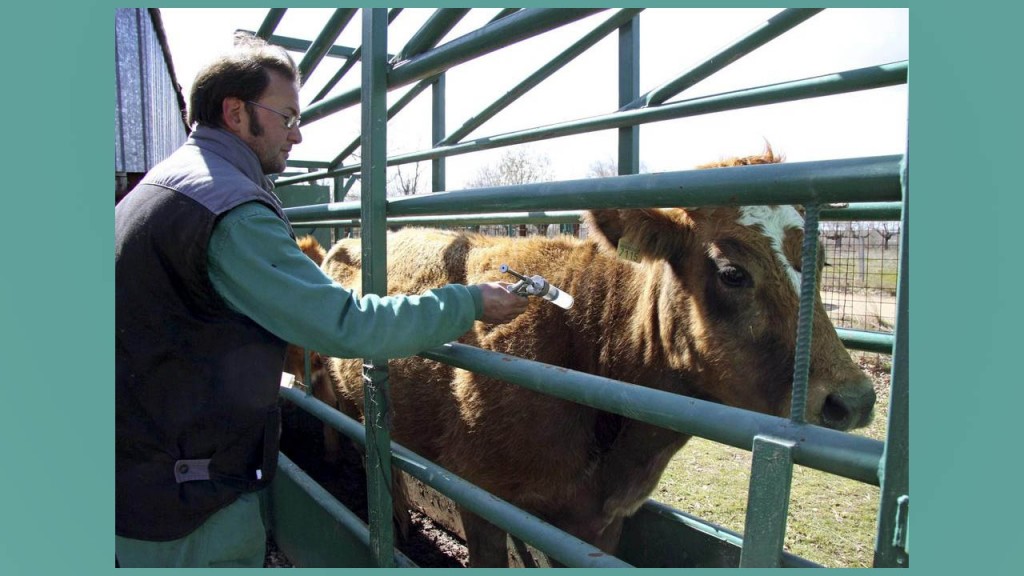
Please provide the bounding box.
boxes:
[207,201,483,359]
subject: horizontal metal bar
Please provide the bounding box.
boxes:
[636,500,821,568]
[629,8,823,109]
[490,8,521,24]
[290,210,584,229]
[820,202,902,221]
[388,8,606,89]
[300,9,603,127]
[418,343,884,485]
[275,453,417,568]
[391,61,910,169]
[394,8,470,61]
[237,30,360,60]
[286,202,902,229]
[310,48,360,105]
[837,328,894,354]
[279,385,634,568]
[388,155,902,214]
[282,61,907,185]
[285,202,361,223]
[301,86,361,127]
[279,159,332,170]
[283,154,901,222]
[329,75,439,169]
[297,9,357,85]
[441,8,644,146]
[309,10,404,105]
[254,9,286,40]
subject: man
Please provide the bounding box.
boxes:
[115,36,527,567]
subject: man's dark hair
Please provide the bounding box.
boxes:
[187,34,300,129]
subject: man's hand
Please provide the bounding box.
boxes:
[475,282,529,324]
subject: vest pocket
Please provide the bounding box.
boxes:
[208,405,280,491]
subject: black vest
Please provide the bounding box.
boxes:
[115,127,293,540]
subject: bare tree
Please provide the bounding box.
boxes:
[466,148,554,236]
[467,147,553,189]
[587,158,619,179]
[387,162,425,197]
[878,221,900,249]
[822,221,846,250]
[847,221,871,240]
[586,157,649,178]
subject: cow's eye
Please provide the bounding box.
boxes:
[718,265,750,288]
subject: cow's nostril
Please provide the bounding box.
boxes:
[822,393,852,429]
[822,385,876,430]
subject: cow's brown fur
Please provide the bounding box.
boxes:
[307,151,875,566]
[697,142,785,168]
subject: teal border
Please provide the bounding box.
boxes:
[2,2,1016,574]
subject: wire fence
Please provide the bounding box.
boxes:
[820,221,900,368]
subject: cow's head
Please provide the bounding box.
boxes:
[584,149,875,431]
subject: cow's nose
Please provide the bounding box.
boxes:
[821,381,877,431]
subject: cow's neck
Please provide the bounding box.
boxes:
[556,249,701,518]
[597,418,690,518]
[572,255,702,397]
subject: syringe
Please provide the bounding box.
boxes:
[499,264,574,310]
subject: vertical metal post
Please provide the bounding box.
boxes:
[790,202,821,423]
[874,140,910,568]
[360,7,395,568]
[618,15,640,176]
[739,435,795,567]
[432,74,446,192]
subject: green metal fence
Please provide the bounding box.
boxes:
[257,8,907,568]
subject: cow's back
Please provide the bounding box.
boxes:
[322,228,495,293]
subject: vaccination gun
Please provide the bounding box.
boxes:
[500,264,574,310]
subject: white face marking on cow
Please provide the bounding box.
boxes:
[737,206,805,293]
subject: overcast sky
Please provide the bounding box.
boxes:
[159,8,909,188]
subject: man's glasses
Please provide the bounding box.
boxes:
[246,100,300,129]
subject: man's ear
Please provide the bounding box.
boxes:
[221,97,247,134]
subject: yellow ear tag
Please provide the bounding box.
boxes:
[617,239,641,263]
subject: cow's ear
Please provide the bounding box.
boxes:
[584,209,628,251]
[585,208,692,262]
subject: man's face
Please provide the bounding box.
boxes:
[241,71,302,174]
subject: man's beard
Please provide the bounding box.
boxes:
[245,106,283,175]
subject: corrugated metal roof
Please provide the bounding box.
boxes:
[115,8,188,174]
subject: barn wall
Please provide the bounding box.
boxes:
[114,8,188,200]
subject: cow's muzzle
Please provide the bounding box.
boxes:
[820,380,877,431]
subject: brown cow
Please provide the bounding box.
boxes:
[316,150,876,567]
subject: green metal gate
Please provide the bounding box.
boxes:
[255,8,907,568]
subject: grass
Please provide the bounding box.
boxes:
[649,235,899,567]
[821,244,900,297]
[650,358,891,568]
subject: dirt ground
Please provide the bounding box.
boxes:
[822,290,897,331]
